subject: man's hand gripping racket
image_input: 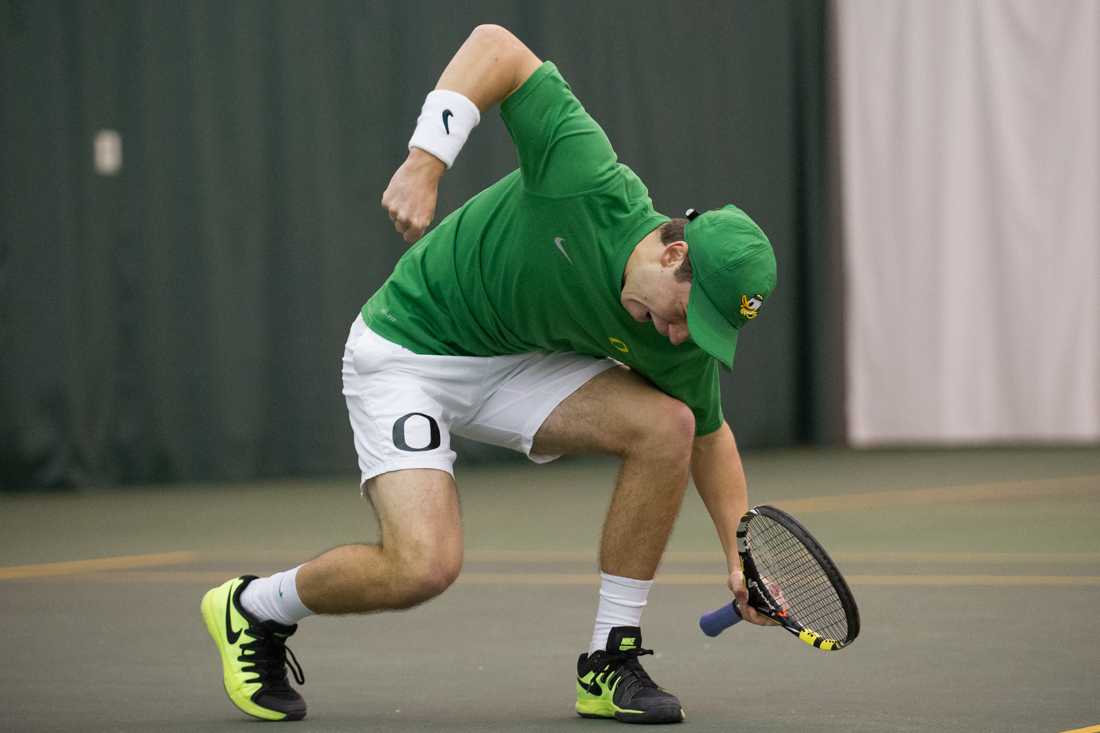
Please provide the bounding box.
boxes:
[700,505,860,652]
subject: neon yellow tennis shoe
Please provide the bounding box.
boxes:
[576,626,684,724]
[201,575,306,721]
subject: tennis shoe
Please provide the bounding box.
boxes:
[200,575,307,721]
[576,626,683,724]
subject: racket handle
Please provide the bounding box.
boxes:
[699,601,743,637]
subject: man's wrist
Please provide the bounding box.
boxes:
[405,148,447,179]
[407,88,481,169]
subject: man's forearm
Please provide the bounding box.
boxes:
[383,25,540,243]
[435,24,542,112]
[691,421,749,570]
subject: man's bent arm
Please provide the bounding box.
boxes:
[435,25,542,114]
[382,25,541,243]
[691,421,773,626]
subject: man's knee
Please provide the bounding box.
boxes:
[363,468,462,610]
[385,543,463,609]
[624,394,695,460]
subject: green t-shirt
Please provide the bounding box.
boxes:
[364,62,722,435]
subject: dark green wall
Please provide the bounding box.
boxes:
[0,0,830,489]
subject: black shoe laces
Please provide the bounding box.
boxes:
[596,646,658,698]
[239,624,306,688]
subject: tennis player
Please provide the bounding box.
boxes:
[201,24,777,725]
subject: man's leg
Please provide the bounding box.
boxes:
[533,365,695,583]
[201,468,462,722]
[296,468,463,613]
[532,366,694,724]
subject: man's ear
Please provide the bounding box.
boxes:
[660,241,689,268]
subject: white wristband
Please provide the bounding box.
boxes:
[407,89,481,169]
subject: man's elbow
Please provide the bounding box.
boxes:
[470,23,517,44]
[467,24,541,93]
[469,24,520,51]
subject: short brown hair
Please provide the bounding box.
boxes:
[661,218,692,282]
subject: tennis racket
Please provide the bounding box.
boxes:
[699,505,860,651]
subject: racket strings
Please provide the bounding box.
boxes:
[748,516,850,641]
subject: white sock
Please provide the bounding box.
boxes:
[589,572,653,654]
[239,565,313,626]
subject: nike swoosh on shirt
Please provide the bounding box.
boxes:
[225,593,242,644]
[442,109,453,134]
[554,237,574,265]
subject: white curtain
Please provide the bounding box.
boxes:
[836,0,1100,444]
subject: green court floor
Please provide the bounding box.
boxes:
[3,447,1099,732]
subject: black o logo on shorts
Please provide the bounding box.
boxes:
[392,412,442,452]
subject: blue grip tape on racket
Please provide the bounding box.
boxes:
[699,601,743,637]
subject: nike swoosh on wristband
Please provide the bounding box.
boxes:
[442,109,453,134]
[225,593,242,644]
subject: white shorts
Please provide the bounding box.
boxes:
[341,315,616,486]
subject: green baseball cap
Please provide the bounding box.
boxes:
[683,204,777,368]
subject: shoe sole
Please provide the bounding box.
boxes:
[200,584,303,722]
[577,699,684,724]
